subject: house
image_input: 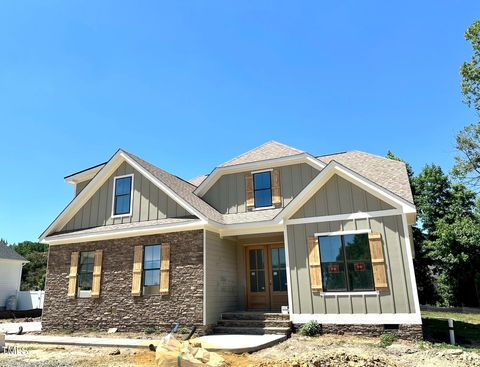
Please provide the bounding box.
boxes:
[0,240,28,310]
[40,141,421,338]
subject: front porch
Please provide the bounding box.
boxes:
[204,231,290,332]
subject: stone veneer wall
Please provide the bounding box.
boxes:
[42,230,204,333]
[293,324,423,341]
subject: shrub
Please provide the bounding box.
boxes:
[144,326,158,335]
[379,332,396,348]
[299,320,321,337]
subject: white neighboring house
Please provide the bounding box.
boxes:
[0,240,28,310]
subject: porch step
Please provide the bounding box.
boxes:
[221,312,290,321]
[218,319,291,328]
[213,326,292,336]
[214,312,292,337]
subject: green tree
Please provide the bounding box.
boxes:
[453,20,480,186]
[386,152,438,304]
[426,217,480,306]
[413,164,451,236]
[460,20,480,112]
[11,241,48,291]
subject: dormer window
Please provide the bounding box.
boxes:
[253,171,273,208]
[113,174,133,216]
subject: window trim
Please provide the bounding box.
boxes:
[252,171,273,208]
[142,244,162,296]
[77,250,95,298]
[316,230,375,293]
[111,174,134,218]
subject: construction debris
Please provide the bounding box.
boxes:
[155,335,225,366]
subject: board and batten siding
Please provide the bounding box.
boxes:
[204,230,239,325]
[62,162,191,232]
[0,260,23,308]
[291,174,394,219]
[75,180,90,196]
[203,163,319,214]
[287,174,415,316]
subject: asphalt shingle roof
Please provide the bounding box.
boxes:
[219,141,304,167]
[318,150,414,204]
[0,241,27,262]
[125,152,225,223]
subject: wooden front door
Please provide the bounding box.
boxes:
[246,244,288,311]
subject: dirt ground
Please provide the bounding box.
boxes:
[1,334,480,367]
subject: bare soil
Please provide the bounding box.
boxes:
[1,334,480,367]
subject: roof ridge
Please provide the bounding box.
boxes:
[219,140,304,167]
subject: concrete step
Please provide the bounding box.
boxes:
[213,326,292,336]
[221,312,290,321]
[218,319,292,328]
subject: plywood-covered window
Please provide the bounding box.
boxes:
[318,233,375,292]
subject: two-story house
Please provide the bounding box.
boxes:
[40,141,421,338]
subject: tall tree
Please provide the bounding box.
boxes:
[386,152,438,304]
[453,20,480,186]
[11,241,48,291]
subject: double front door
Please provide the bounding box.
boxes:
[246,244,288,311]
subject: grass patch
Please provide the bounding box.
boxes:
[421,311,480,348]
[421,311,480,325]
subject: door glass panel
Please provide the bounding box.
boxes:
[257,250,264,269]
[271,247,287,292]
[249,249,266,293]
[249,250,256,271]
[250,271,258,292]
[279,248,286,267]
[257,270,265,291]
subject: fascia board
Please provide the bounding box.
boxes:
[43,220,207,245]
[64,164,106,184]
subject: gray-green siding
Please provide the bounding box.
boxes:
[287,175,415,315]
[292,174,394,219]
[203,163,319,214]
[204,230,239,325]
[62,162,191,232]
[75,180,90,196]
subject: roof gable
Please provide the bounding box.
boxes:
[40,150,216,240]
[219,141,304,167]
[317,151,413,204]
[0,241,27,262]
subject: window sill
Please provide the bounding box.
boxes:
[77,290,92,298]
[253,205,275,211]
[320,291,379,296]
[111,213,132,219]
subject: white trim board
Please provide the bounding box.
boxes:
[45,220,206,245]
[402,214,422,315]
[285,209,402,226]
[290,313,422,325]
[314,229,371,237]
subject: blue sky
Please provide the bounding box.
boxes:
[0,1,479,243]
